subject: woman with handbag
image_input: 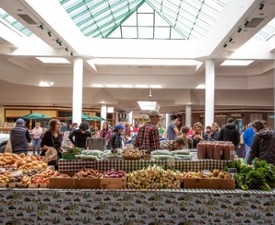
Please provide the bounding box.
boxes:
[40,119,63,170]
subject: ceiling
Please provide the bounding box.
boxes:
[0,0,275,115]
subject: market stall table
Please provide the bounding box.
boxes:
[0,188,274,224]
[58,159,95,173]
[58,159,230,173]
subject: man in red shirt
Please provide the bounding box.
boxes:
[134,110,161,152]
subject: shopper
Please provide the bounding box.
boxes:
[192,122,207,149]
[100,122,112,144]
[179,125,193,149]
[124,123,132,141]
[242,123,255,163]
[69,122,78,134]
[107,124,125,153]
[69,122,92,149]
[167,117,181,140]
[160,138,187,151]
[218,118,240,151]
[210,122,220,141]
[205,126,212,141]
[40,119,63,170]
[134,110,161,152]
[247,120,275,165]
[10,118,31,155]
[32,122,43,155]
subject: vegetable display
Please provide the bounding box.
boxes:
[225,159,275,191]
[127,165,184,189]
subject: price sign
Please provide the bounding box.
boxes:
[228,168,237,177]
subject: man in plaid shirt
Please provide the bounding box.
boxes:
[134,110,161,152]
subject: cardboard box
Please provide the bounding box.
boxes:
[49,177,75,189]
[75,178,100,189]
[100,178,126,189]
[183,178,235,189]
[183,178,209,189]
[208,178,235,189]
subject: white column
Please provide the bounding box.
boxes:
[205,60,215,127]
[72,57,83,125]
[128,111,133,124]
[185,105,192,127]
[165,113,169,129]
[101,105,107,129]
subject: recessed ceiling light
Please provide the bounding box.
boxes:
[150,85,162,89]
[121,84,133,88]
[106,84,119,88]
[221,60,254,66]
[137,101,157,111]
[136,84,148,88]
[196,84,205,89]
[36,57,70,64]
[39,81,54,87]
[92,84,104,88]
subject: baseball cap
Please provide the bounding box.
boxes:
[16,118,25,124]
[115,124,125,130]
[148,110,161,117]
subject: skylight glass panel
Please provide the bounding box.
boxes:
[122,27,137,38]
[155,27,170,39]
[60,0,227,40]
[155,13,168,26]
[138,14,153,26]
[139,27,153,39]
[253,17,275,41]
[109,28,121,38]
[123,13,136,26]
[138,2,154,13]
[0,8,32,37]
[171,29,185,39]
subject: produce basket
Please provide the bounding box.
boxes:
[122,149,143,160]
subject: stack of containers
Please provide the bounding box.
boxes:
[197,141,234,160]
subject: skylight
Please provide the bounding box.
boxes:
[220,60,254,66]
[59,0,228,40]
[253,17,275,41]
[0,8,32,37]
[35,57,70,64]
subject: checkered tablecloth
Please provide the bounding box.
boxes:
[94,160,167,172]
[172,159,230,172]
[58,159,231,173]
[58,159,95,173]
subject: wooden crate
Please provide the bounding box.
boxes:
[183,178,209,189]
[49,178,75,189]
[100,178,126,189]
[183,178,235,189]
[209,178,235,189]
[75,178,100,189]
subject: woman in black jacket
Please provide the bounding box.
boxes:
[247,120,275,165]
[40,119,63,169]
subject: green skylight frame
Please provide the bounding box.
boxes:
[59,0,227,40]
[60,0,144,38]
[0,8,32,37]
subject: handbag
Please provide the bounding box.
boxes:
[45,147,58,163]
